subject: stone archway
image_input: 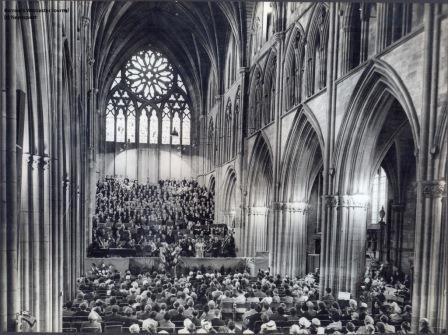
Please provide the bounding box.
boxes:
[322,61,419,298]
[244,134,273,257]
[273,109,324,277]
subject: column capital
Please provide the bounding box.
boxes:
[324,194,369,209]
[271,202,284,211]
[25,154,51,170]
[248,206,269,216]
[39,155,51,170]
[284,201,309,213]
[25,153,38,170]
[421,180,446,198]
[62,177,71,189]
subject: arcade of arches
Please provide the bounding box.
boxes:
[0,1,447,332]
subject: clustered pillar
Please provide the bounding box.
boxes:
[271,202,309,277]
[321,195,369,296]
[0,0,92,331]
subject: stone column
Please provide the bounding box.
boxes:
[320,2,337,297]
[247,207,269,256]
[4,1,19,329]
[273,202,309,277]
[29,155,41,330]
[322,195,369,296]
[39,156,51,330]
[390,203,405,266]
[412,180,447,331]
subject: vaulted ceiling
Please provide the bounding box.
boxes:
[90,2,245,114]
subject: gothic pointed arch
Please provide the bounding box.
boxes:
[248,65,263,135]
[334,59,419,193]
[222,167,238,228]
[245,132,273,256]
[322,59,419,297]
[272,108,324,276]
[262,49,277,126]
[232,86,241,157]
[284,23,306,111]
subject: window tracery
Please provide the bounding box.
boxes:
[105,49,191,146]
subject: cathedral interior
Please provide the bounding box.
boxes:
[0,1,447,333]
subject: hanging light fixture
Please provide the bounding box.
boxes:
[171,127,179,137]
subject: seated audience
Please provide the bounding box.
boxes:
[63,263,417,335]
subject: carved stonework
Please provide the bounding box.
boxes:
[324,194,369,209]
[26,154,49,171]
[284,202,309,213]
[39,156,51,171]
[25,154,39,170]
[421,180,447,198]
[271,202,284,211]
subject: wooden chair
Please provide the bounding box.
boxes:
[220,301,235,319]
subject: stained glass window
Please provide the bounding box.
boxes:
[172,112,181,145]
[125,50,174,100]
[149,110,158,144]
[162,107,171,144]
[139,112,148,144]
[116,109,126,143]
[105,48,191,146]
[127,104,136,143]
[182,112,191,145]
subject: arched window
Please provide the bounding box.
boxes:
[149,109,158,144]
[182,107,191,145]
[232,87,240,157]
[106,101,115,142]
[162,106,171,144]
[104,49,192,146]
[225,33,239,89]
[251,2,275,62]
[225,99,232,162]
[371,167,388,224]
[305,4,329,97]
[172,112,181,145]
[116,109,126,143]
[127,104,136,143]
[207,70,217,111]
[139,110,149,144]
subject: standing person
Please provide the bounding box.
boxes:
[196,237,205,258]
